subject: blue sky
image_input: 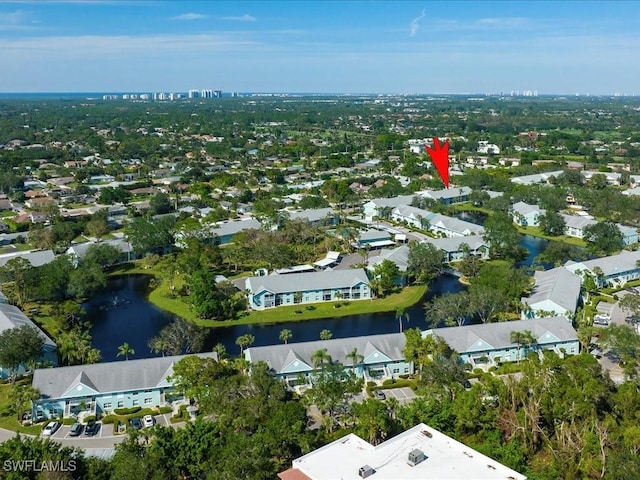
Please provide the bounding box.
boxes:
[0,0,638,94]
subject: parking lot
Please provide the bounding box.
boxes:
[41,413,175,447]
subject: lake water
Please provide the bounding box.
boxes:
[87,231,546,361]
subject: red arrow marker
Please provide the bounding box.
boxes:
[425,137,450,188]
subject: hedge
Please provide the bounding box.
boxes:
[114,406,142,416]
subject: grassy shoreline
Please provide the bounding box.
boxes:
[108,264,428,327]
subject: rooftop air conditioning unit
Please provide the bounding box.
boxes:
[407,449,427,467]
[358,465,375,478]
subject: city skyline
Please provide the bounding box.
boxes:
[0,1,638,95]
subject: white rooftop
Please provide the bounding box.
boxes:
[283,423,526,480]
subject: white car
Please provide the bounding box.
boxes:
[42,421,60,437]
[142,415,155,428]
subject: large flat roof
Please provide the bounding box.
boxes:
[287,423,526,480]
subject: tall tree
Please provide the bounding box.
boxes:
[0,325,45,383]
[279,329,293,345]
[407,242,445,284]
[583,222,624,256]
[483,212,523,260]
[235,333,255,355]
[117,342,135,361]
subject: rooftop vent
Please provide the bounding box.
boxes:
[358,465,375,478]
[407,449,427,467]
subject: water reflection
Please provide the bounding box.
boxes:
[86,232,549,361]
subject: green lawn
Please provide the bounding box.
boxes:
[0,380,43,435]
[108,262,428,327]
[151,277,427,327]
[515,225,587,247]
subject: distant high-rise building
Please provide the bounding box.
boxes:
[214,90,222,98]
[188,89,200,99]
[201,89,213,98]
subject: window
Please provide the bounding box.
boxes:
[117,401,124,408]
[103,402,112,409]
[353,291,361,299]
[323,290,331,301]
[144,398,153,405]
[404,367,410,373]
[132,400,139,406]
[392,368,400,374]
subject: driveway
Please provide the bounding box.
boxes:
[380,387,417,405]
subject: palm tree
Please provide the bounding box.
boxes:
[279,329,293,344]
[311,348,332,369]
[345,347,364,374]
[320,329,333,341]
[395,307,410,333]
[117,342,135,361]
[235,333,255,355]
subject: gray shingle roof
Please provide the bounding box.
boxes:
[512,201,544,216]
[247,268,370,295]
[426,316,577,353]
[522,267,581,313]
[561,214,597,230]
[422,235,487,253]
[368,245,410,271]
[288,208,335,222]
[359,229,391,242]
[32,352,218,399]
[0,303,56,348]
[567,249,640,277]
[421,186,471,200]
[0,250,55,268]
[67,238,133,258]
[210,218,261,237]
[429,214,485,236]
[245,332,406,373]
[366,195,415,208]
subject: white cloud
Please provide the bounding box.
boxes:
[219,14,256,22]
[171,12,208,21]
[410,9,425,37]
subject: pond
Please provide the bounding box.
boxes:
[86,227,550,362]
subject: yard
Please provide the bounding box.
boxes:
[0,379,43,435]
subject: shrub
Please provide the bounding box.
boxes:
[367,381,376,388]
[84,416,96,423]
[114,406,141,416]
[382,379,395,386]
[62,418,76,426]
[157,406,172,415]
[306,305,316,311]
[101,415,116,424]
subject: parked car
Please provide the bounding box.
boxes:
[372,390,386,400]
[84,420,99,436]
[42,421,60,437]
[69,422,83,436]
[593,314,610,326]
[142,415,155,428]
[130,418,143,430]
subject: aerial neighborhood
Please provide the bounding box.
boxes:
[1,92,640,479]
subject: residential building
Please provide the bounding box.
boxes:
[245,269,371,310]
[287,207,337,226]
[428,213,485,238]
[510,170,564,186]
[391,205,432,229]
[0,304,57,379]
[425,317,579,368]
[512,201,545,227]
[367,245,410,284]
[582,170,621,185]
[356,229,394,249]
[244,332,411,387]
[422,235,489,262]
[362,195,415,221]
[561,214,597,239]
[521,267,582,319]
[419,186,472,205]
[477,140,501,155]
[0,249,55,268]
[31,352,218,420]
[278,423,526,480]
[209,217,262,244]
[313,251,341,270]
[562,215,638,245]
[565,250,640,287]
[66,238,137,266]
